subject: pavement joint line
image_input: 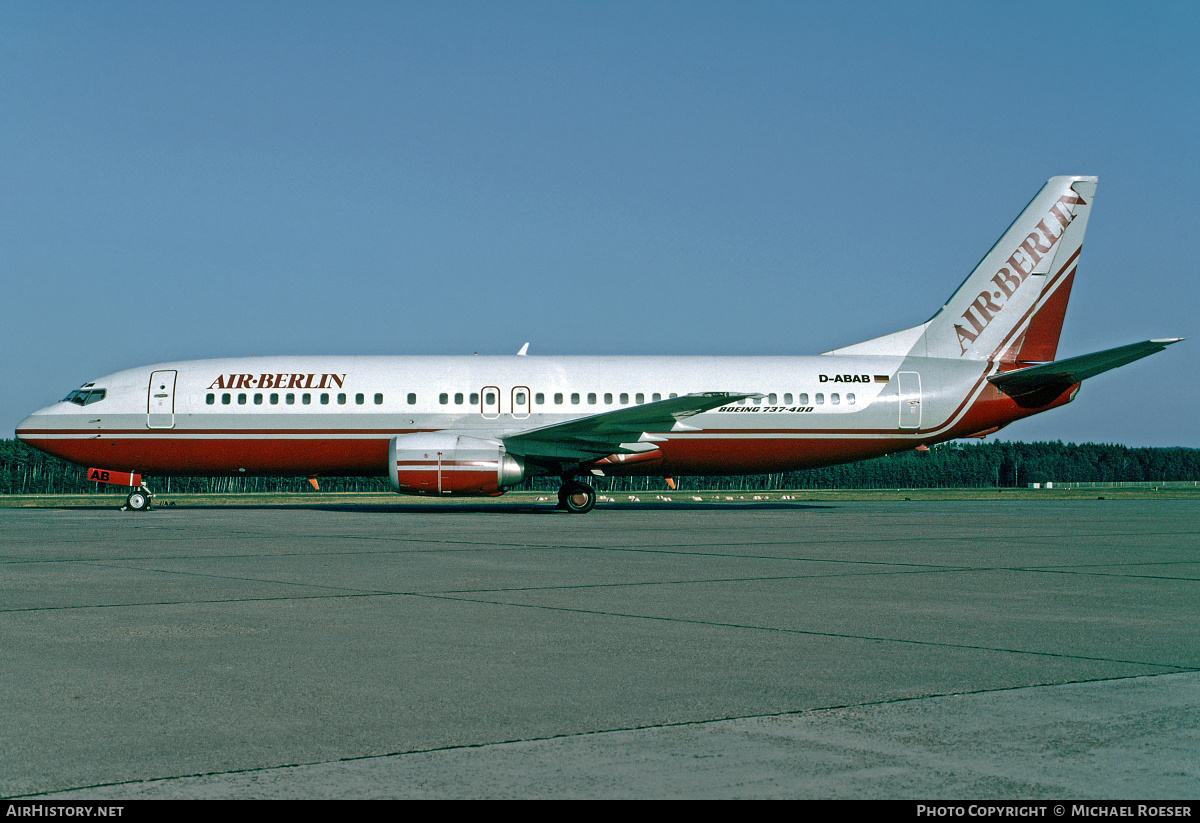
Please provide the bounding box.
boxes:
[407,591,1192,671]
[31,560,399,596]
[1014,567,1200,582]
[7,578,1190,671]
[6,523,1196,552]
[15,668,1200,800]
[0,566,990,613]
[4,559,1196,615]
[0,593,385,614]
[7,552,1195,583]
[8,540,1198,570]
[0,549,983,571]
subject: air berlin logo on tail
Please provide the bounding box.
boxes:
[954,191,1085,355]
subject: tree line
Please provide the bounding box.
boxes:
[2,437,1198,495]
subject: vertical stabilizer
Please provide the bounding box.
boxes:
[919,176,1097,361]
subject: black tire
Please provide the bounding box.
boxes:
[126,490,151,512]
[561,481,596,514]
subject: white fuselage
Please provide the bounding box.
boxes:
[17,352,1032,481]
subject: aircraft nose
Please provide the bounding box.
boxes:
[16,408,51,442]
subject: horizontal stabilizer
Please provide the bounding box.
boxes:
[988,339,1183,394]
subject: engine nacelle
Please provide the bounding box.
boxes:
[388,433,525,496]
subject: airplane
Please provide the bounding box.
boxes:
[16,176,1182,513]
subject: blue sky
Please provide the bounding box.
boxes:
[2,1,1196,446]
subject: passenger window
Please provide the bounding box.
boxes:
[355,393,364,405]
[515,391,526,405]
[554,393,564,405]
[455,393,464,404]
[571,393,580,404]
[815,393,824,405]
[784,393,793,404]
[768,393,777,404]
[238,394,247,405]
[470,392,479,404]
[376,393,385,405]
[604,393,612,404]
[405,393,414,405]
[652,393,662,402]
[587,392,597,404]
[636,393,645,404]
[337,393,346,405]
[270,393,279,405]
[222,393,231,405]
[799,393,809,405]
[535,393,544,405]
[439,393,448,404]
[831,393,840,405]
[302,393,311,405]
[620,393,628,404]
[206,394,215,405]
[847,393,856,405]
[485,391,496,405]
[254,393,263,405]
[669,393,678,399]
[320,393,330,405]
[286,393,295,405]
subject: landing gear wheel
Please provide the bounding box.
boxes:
[126,489,151,512]
[560,481,596,514]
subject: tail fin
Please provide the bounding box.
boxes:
[921,175,1097,361]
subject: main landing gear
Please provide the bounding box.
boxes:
[122,486,154,512]
[556,479,597,514]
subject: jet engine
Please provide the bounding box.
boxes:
[388,433,525,496]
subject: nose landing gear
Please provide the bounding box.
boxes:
[85,468,154,512]
[123,486,154,512]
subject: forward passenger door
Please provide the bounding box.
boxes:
[147,370,177,429]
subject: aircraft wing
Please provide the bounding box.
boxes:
[502,392,757,461]
[988,338,1183,394]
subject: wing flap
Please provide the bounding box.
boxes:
[504,392,756,460]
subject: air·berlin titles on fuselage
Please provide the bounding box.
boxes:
[954,190,1085,355]
[206,373,348,390]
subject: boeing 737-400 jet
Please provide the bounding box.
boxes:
[16,176,1182,512]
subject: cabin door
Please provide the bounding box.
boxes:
[898,371,922,429]
[147,370,178,429]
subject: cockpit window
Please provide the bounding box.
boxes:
[63,389,106,406]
